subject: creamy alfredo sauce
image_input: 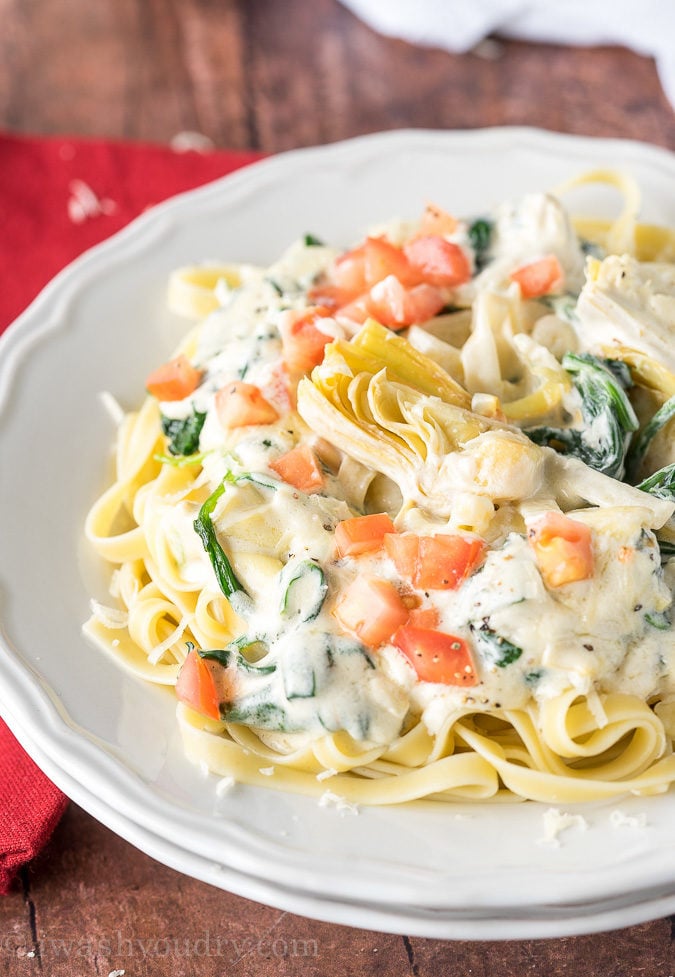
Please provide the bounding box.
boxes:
[155,205,675,750]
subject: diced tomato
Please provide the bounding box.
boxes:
[364,236,415,287]
[145,354,202,401]
[415,535,485,590]
[334,513,396,558]
[269,444,324,493]
[331,245,368,294]
[384,532,419,576]
[263,362,295,413]
[368,276,445,330]
[403,235,471,287]
[385,532,484,590]
[392,627,477,686]
[175,649,221,720]
[417,203,458,238]
[306,283,357,311]
[215,381,279,428]
[334,294,372,328]
[279,306,334,375]
[528,511,594,588]
[407,605,440,630]
[334,577,410,647]
[510,254,564,298]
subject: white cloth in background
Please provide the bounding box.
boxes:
[338,0,675,111]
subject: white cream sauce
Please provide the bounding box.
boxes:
[460,192,587,302]
[150,207,675,749]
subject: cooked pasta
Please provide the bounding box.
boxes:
[84,173,675,804]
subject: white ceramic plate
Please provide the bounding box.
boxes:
[2,128,675,940]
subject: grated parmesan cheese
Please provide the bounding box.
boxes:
[609,809,647,829]
[318,791,359,816]
[536,807,588,847]
[258,766,275,777]
[67,179,117,224]
[316,767,338,782]
[147,614,193,664]
[89,599,128,630]
[170,131,215,153]
[215,776,236,796]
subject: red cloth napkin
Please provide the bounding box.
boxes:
[0,132,262,330]
[0,731,69,893]
[0,132,262,891]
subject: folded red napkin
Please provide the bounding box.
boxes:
[0,731,69,894]
[0,131,262,891]
[0,132,262,330]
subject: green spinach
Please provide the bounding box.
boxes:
[161,409,206,456]
[193,480,250,606]
[526,352,638,479]
[468,218,493,272]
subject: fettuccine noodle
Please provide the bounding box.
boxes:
[84,172,675,804]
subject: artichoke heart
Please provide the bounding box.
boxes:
[297,318,675,528]
[576,255,675,373]
[297,319,547,515]
[336,318,472,408]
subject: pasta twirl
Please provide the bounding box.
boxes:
[85,173,675,804]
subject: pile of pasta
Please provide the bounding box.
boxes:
[85,171,675,804]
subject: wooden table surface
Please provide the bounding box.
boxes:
[2,1,675,974]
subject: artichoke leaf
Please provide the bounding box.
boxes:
[337,319,471,408]
[576,256,675,374]
[297,376,410,481]
[603,345,675,399]
[366,372,434,460]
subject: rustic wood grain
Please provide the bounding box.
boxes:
[0,0,673,150]
[0,805,674,976]
[2,0,675,973]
